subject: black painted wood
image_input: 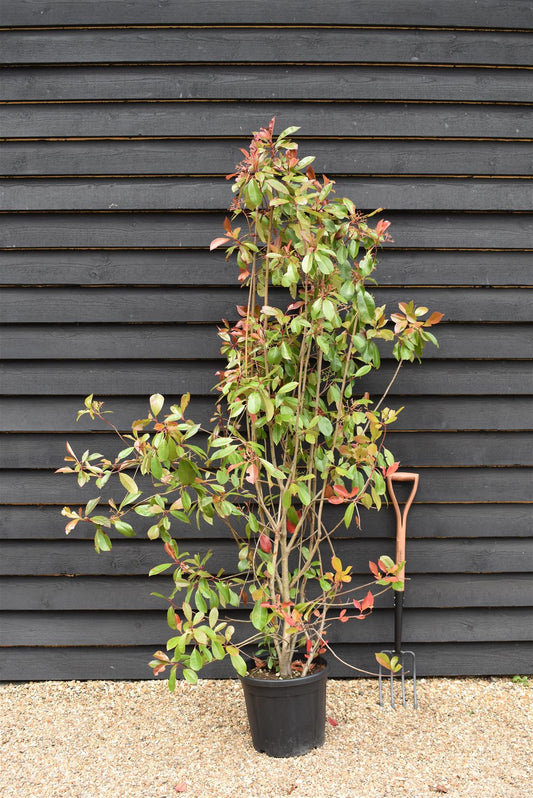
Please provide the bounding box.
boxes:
[2,396,532,433]
[3,572,531,610]
[2,6,531,679]
[2,177,532,212]
[2,360,531,396]
[3,139,531,178]
[3,0,532,28]
[1,503,532,541]
[2,103,530,139]
[4,28,533,67]
[1,212,532,249]
[1,288,531,323]
[2,66,531,103]
[5,430,531,469]
[1,250,531,287]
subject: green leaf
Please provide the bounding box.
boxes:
[150,393,164,417]
[230,653,248,677]
[85,497,100,516]
[297,482,312,506]
[177,458,196,486]
[114,519,135,537]
[251,603,268,631]
[247,392,262,415]
[119,472,138,495]
[94,527,111,553]
[317,415,333,437]
[211,639,226,660]
[245,178,263,209]
[148,562,173,577]
[150,456,163,480]
[183,668,199,684]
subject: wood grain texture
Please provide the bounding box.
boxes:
[1,250,531,286]
[2,504,531,541]
[2,102,530,139]
[3,139,532,178]
[2,177,532,212]
[2,361,531,396]
[1,642,531,680]
[2,0,532,28]
[2,66,532,104]
[1,212,532,249]
[2,467,532,504]
[3,28,533,66]
[2,395,532,433]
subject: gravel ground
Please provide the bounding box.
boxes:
[2,677,531,798]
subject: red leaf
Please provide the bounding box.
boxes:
[426,311,444,326]
[210,237,230,251]
[174,783,187,793]
[384,461,400,477]
[328,716,338,727]
[259,533,272,554]
[287,510,301,535]
[376,219,391,237]
[338,609,349,623]
[361,590,374,612]
[223,216,232,233]
[369,560,380,578]
[245,463,259,485]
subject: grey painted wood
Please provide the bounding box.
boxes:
[2,66,532,103]
[2,102,530,139]
[3,573,531,610]
[1,287,531,322]
[1,212,531,249]
[2,396,532,434]
[6,430,532,469]
[3,0,532,27]
[2,140,531,178]
[2,323,531,361]
[2,467,532,504]
[2,504,531,541]
[3,177,532,212]
[1,361,531,396]
[1,250,531,287]
[4,28,532,67]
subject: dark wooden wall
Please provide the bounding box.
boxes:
[1,1,532,680]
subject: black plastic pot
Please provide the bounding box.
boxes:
[240,658,328,757]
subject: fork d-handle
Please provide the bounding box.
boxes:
[386,472,419,657]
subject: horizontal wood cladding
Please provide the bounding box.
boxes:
[1,250,531,286]
[2,324,532,361]
[2,66,532,103]
[2,396,532,433]
[2,504,531,541]
[3,139,532,177]
[1,643,532,680]
[2,287,531,322]
[2,212,532,249]
[2,103,531,140]
[5,431,533,469]
[2,0,533,28]
[3,28,533,67]
[2,361,531,396]
[3,607,532,646]
[3,573,532,610]
[3,468,531,504]
[2,177,532,212]
[3,539,532,577]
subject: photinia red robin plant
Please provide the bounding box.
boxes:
[59,120,442,686]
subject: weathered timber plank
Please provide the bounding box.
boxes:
[3,573,531,610]
[0,250,531,287]
[1,642,531,680]
[1,212,531,249]
[3,607,531,646]
[2,323,531,361]
[2,140,531,178]
[1,288,531,322]
[2,102,530,139]
[2,1,532,28]
[6,430,530,469]
[2,66,531,104]
[3,29,532,67]
[2,467,531,504]
[1,361,531,396]
[2,177,532,212]
[2,503,531,541]
[1,395,532,434]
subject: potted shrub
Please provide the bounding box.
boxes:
[59,119,441,757]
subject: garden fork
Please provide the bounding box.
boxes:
[378,471,419,709]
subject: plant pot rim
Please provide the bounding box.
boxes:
[240,656,329,688]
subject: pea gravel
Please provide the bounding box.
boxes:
[2,677,531,798]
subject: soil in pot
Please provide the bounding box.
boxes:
[240,658,328,757]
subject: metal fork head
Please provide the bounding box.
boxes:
[378,649,418,709]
